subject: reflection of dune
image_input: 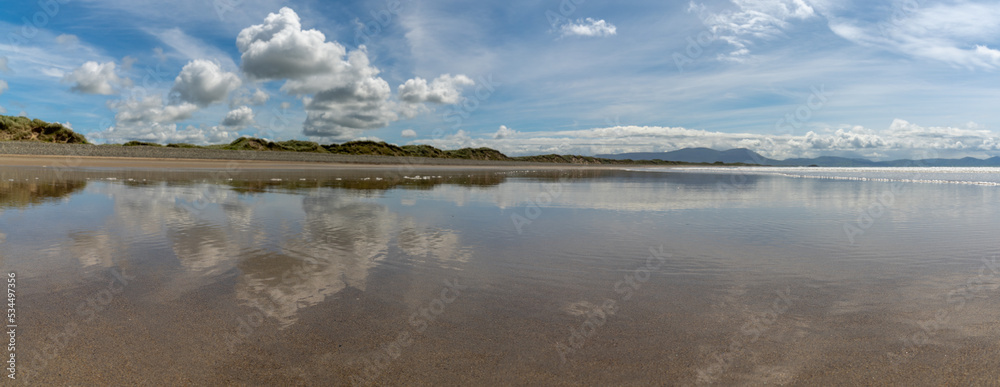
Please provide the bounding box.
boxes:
[0,178,87,209]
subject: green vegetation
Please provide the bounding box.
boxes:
[123,140,163,147]
[1,114,760,166]
[0,115,89,144]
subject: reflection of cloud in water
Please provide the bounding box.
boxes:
[234,192,472,328]
[397,218,470,270]
[235,192,395,328]
[71,231,116,268]
[22,179,472,328]
[86,183,260,275]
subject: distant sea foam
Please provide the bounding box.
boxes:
[637,167,1000,186]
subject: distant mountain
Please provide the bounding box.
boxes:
[595,148,1000,167]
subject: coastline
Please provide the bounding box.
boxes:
[0,142,661,170]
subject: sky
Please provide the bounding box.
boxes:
[2,0,1000,160]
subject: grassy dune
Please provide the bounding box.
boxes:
[2,114,756,166]
[0,115,89,144]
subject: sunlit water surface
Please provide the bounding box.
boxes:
[2,166,999,385]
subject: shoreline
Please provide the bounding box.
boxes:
[0,142,671,170]
[0,154,650,170]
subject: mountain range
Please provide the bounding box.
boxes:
[595,148,1000,167]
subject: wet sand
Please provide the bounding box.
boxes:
[4,166,1000,385]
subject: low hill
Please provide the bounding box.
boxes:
[0,115,89,144]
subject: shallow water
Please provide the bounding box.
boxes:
[2,166,999,385]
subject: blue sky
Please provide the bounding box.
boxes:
[2,0,1000,160]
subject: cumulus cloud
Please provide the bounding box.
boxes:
[412,120,1000,161]
[170,60,242,107]
[691,0,815,60]
[236,7,347,83]
[231,88,269,107]
[93,123,238,145]
[0,80,7,96]
[399,74,474,104]
[401,129,417,138]
[493,125,517,139]
[96,94,238,144]
[63,61,131,95]
[222,106,255,128]
[0,57,9,73]
[55,34,79,45]
[237,7,471,139]
[113,95,198,124]
[237,7,401,138]
[559,18,617,38]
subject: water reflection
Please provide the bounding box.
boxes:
[5,166,1000,384]
[0,169,87,209]
[1,167,494,328]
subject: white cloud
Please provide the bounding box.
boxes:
[96,93,238,144]
[824,1,1000,69]
[0,80,7,96]
[55,34,79,45]
[121,56,137,71]
[151,28,238,71]
[93,122,238,145]
[222,106,255,128]
[493,125,517,139]
[237,7,400,139]
[236,7,348,83]
[0,57,9,73]
[153,47,167,62]
[62,61,131,95]
[559,18,617,38]
[412,120,1000,160]
[692,0,815,60]
[399,74,474,104]
[170,59,242,107]
[401,129,417,138]
[112,95,199,124]
[231,88,269,107]
[41,68,65,78]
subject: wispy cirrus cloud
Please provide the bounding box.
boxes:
[827,1,1000,69]
[690,0,816,61]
